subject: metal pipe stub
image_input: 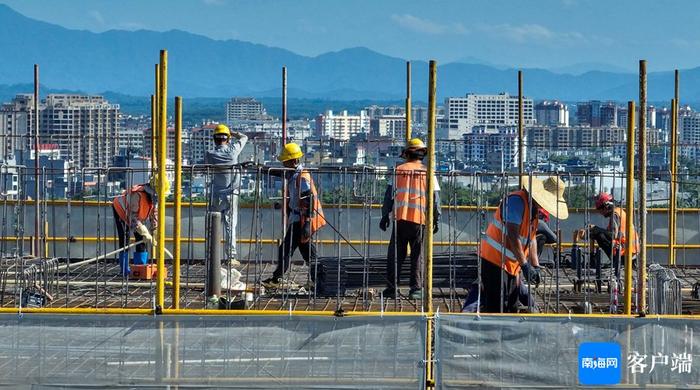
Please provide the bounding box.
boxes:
[206,212,222,306]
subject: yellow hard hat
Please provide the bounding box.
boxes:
[149,174,171,197]
[405,138,427,151]
[278,143,303,162]
[213,124,231,137]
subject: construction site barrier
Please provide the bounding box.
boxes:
[435,314,700,388]
[0,313,426,388]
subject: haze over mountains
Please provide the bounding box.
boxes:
[0,4,696,102]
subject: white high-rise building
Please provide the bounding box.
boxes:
[0,94,32,161]
[535,101,569,127]
[680,110,700,160]
[226,97,266,122]
[464,125,525,171]
[0,94,120,168]
[439,93,534,139]
[370,115,406,138]
[315,110,370,140]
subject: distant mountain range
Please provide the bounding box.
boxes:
[0,4,696,103]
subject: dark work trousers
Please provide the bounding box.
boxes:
[480,259,519,313]
[590,226,631,277]
[386,220,424,291]
[272,221,317,280]
[112,206,146,253]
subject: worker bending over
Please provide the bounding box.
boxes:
[480,177,568,312]
[590,192,639,276]
[205,124,248,266]
[379,138,441,300]
[262,143,325,288]
[112,175,169,276]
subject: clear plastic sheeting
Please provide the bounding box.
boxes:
[436,314,700,388]
[0,314,426,389]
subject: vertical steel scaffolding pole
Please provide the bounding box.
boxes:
[156,50,168,309]
[669,70,679,266]
[518,70,524,178]
[282,66,288,141]
[173,96,183,309]
[405,61,412,142]
[624,101,636,315]
[33,64,40,258]
[638,60,647,313]
[425,59,437,388]
[281,66,288,239]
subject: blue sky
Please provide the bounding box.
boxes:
[0,0,696,71]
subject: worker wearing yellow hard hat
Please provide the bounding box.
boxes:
[205,123,248,267]
[380,138,441,300]
[112,174,168,276]
[263,142,326,288]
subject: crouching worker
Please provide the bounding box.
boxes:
[479,177,568,312]
[379,138,441,300]
[590,192,639,277]
[112,175,170,276]
[262,143,326,288]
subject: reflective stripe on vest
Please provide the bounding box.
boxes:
[394,161,428,225]
[480,190,537,276]
[297,170,326,243]
[609,207,639,256]
[112,185,153,224]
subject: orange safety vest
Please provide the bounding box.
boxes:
[394,161,429,225]
[112,184,154,224]
[297,170,325,243]
[609,207,639,256]
[480,190,538,276]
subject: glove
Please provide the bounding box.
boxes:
[135,222,155,245]
[301,221,311,241]
[379,215,390,232]
[433,221,439,234]
[521,262,541,285]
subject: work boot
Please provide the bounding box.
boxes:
[382,287,396,299]
[261,277,282,289]
[409,288,423,300]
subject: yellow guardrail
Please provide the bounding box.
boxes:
[10,236,700,249]
[5,199,700,213]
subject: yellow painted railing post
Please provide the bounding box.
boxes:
[425,59,437,388]
[173,96,183,309]
[156,50,168,310]
[624,101,635,315]
[669,98,677,266]
[405,61,412,142]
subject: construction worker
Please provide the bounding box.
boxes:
[479,177,568,313]
[205,124,248,266]
[536,209,558,258]
[379,138,441,300]
[262,143,325,287]
[590,192,639,275]
[112,175,170,276]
